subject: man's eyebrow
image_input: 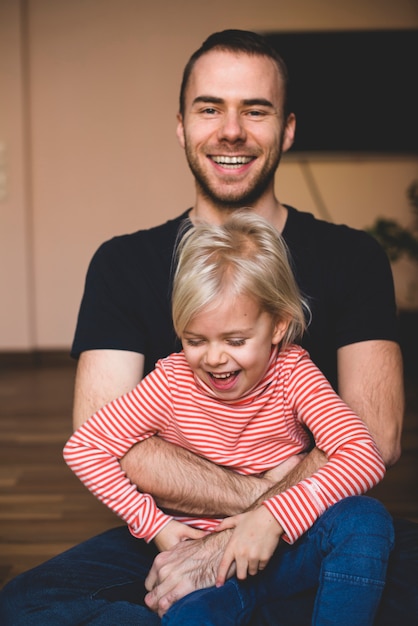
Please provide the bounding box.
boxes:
[191,96,275,108]
[242,98,275,108]
[192,96,224,106]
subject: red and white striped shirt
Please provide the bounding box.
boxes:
[64,345,385,544]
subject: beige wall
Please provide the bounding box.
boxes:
[1,0,417,351]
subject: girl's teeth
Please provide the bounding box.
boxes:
[212,372,234,379]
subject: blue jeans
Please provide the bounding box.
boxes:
[162,497,394,626]
[255,514,418,626]
[1,498,416,625]
[0,527,160,625]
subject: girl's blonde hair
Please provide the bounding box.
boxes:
[172,210,309,347]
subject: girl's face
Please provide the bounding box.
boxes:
[181,293,288,401]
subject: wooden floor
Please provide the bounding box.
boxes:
[0,355,417,588]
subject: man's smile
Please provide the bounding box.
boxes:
[210,155,254,167]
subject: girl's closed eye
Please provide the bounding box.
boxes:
[227,338,246,347]
[185,338,205,347]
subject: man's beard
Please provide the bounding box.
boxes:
[184,141,283,210]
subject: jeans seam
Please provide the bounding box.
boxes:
[91,577,142,599]
[323,571,386,587]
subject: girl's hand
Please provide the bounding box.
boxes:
[215,506,283,586]
[154,519,208,552]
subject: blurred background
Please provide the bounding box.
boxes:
[0,0,417,588]
[1,0,417,353]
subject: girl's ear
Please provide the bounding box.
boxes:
[272,318,289,345]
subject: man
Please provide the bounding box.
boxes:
[1,29,415,625]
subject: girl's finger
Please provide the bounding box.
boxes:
[215,549,234,587]
[214,516,238,532]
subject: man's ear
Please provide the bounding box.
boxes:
[176,113,185,149]
[282,113,296,154]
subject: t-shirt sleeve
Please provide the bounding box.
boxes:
[283,208,399,388]
[333,230,398,348]
[71,239,148,358]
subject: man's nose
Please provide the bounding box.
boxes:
[217,110,246,142]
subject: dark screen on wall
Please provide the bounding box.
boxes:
[263,30,418,155]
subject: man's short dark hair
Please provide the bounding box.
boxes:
[179,29,289,117]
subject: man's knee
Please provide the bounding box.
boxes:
[314,496,395,570]
[328,497,393,538]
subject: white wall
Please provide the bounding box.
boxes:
[1,0,417,351]
[0,0,33,349]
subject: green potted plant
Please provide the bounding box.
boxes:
[367,180,418,264]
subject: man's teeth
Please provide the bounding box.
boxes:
[212,156,252,166]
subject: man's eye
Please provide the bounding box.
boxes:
[247,109,265,117]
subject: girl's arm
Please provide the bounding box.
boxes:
[215,353,386,583]
[262,355,386,543]
[64,366,174,542]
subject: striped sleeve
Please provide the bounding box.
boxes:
[263,353,386,544]
[63,363,176,542]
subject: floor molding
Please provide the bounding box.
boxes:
[0,350,75,369]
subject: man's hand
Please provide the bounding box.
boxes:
[144,531,233,617]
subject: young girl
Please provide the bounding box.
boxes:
[64,211,393,625]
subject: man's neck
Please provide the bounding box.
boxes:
[189,197,288,234]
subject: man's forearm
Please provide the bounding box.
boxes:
[120,436,268,517]
[338,340,404,467]
[121,438,327,517]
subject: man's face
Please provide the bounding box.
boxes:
[177,50,295,211]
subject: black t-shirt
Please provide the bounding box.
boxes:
[71,206,398,391]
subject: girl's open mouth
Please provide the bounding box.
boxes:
[209,370,240,391]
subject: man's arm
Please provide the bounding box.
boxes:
[121,436,273,518]
[72,349,146,428]
[337,339,404,467]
